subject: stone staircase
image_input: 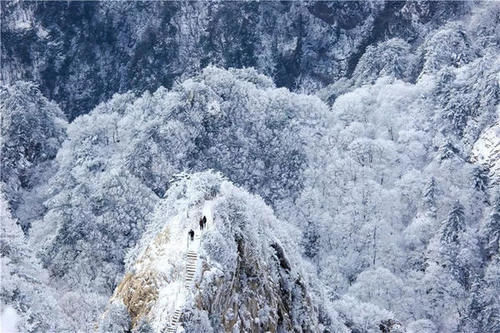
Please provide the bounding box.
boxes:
[165,233,201,332]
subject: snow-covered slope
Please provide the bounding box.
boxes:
[471,116,500,184]
[99,172,335,332]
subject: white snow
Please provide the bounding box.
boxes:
[0,306,19,333]
[471,116,500,183]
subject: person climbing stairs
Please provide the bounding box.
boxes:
[165,227,202,332]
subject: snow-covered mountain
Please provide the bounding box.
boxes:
[1,0,473,120]
[1,1,499,333]
[99,172,333,332]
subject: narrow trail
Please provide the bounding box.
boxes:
[164,201,214,333]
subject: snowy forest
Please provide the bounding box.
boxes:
[1,1,499,332]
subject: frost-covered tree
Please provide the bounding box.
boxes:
[98,300,131,333]
[353,38,417,85]
[34,168,157,293]
[441,201,465,244]
[438,141,461,161]
[0,81,66,228]
[482,193,500,261]
[302,220,320,259]
[0,192,70,332]
[460,193,500,332]
[32,67,329,294]
[472,166,489,193]
[421,24,476,75]
[423,177,438,218]
[434,55,499,140]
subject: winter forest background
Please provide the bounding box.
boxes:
[0,1,499,332]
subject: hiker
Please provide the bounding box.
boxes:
[188,229,194,241]
[202,216,207,228]
[199,217,204,230]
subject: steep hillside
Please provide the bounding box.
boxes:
[1,1,472,119]
[99,172,339,332]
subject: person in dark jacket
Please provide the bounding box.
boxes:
[188,229,194,241]
[202,216,207,228]
[199,217,204,230]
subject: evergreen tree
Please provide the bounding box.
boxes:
[423,177,438,218]
[303,221,320,259]
[482,193,500,261]
[472,165,489,193]
[0,193,70,332]
[441,201,466,244]
[438,141,460,161]
[460,278,500,333]
[0,82,67,227]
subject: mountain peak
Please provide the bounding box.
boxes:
[99,172,322,332]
